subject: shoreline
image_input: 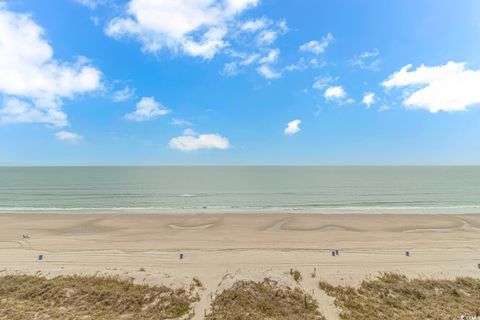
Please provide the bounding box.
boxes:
[1,207,480,214]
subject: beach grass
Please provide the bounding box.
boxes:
[0,274,199,320]
[319,273,480,319]
[206,279,325,320]
[291,269,302,282]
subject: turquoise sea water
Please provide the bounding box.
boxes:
[0,166,479,214]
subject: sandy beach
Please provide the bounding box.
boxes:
[2,213,480,319]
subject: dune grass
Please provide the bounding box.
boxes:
[0,274,199,320]
[206,279,325,320]
[291,269,302,282]
[319,273,480,320]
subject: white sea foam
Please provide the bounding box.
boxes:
[0,205,479,214]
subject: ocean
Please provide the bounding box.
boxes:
[0,166,479,214]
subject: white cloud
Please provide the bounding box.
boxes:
[324,86,346,100]
[55,130,83,144]
[362,92,375,108]
[284,58,325,74]
[0,4,102,128]
[241,53,260,65]
[223,48,281,78]
[277,20,288,32]
[284,119,301,135]
[0,98,67,127]
[124,97,170,121]
[299,33,334,54]
[74,0,106,9]
[351,49,381,71]
[105,0,260,59]
[221,62,239,76]
[255,19,287,46]
[259,48,279,64]
[257,65,281,79]
[169,128,230,151]
[312,76,334,90]
[345,98,355,105]
[170,118,193,126]
[309,58,325,68]
[218,18,287,78]
[221,52,260,76]
[382,61,480,112]
[241,17,269,32]
[284,58,307,72]
[257,30,277,45]
[113,86,135,102]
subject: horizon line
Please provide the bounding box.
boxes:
[1,164,480,167]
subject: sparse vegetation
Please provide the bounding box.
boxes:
[192,277,203,288]
[206,279,325,320]
[292,270,302,282]
[0,274,199,320]
[319,273,480,320]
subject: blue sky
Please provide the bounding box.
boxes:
[1,0,480,165]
